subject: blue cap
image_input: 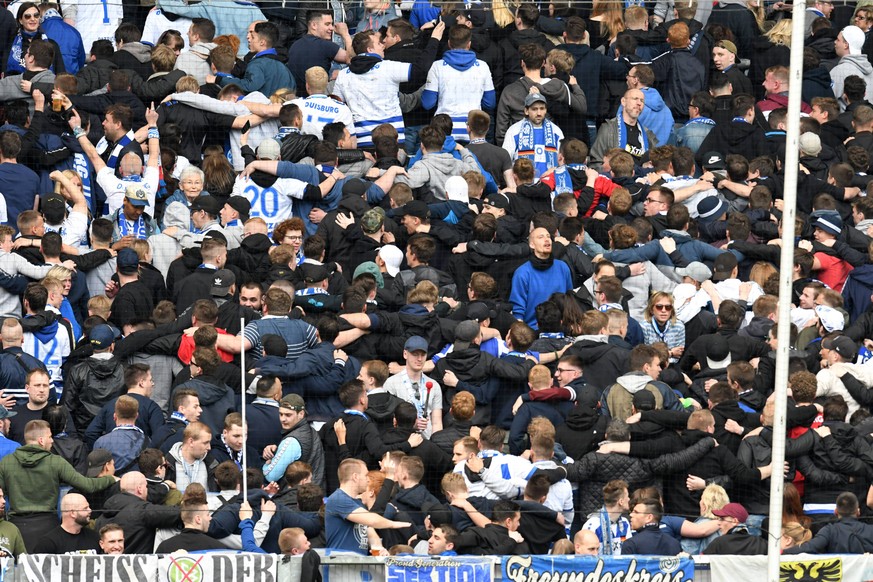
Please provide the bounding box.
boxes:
[90,324,120,349]
[117,248,139,274]
[404,336,428,353]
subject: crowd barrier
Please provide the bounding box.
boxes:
[0,552,866,581]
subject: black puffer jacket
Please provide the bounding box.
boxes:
[555,380,608,461]
[566,436,716,519]
[62,355,124,432]
[796,420,873,504]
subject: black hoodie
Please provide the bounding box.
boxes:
[497,28,555,90]
[695,119,768,167]
[555,383,608,461]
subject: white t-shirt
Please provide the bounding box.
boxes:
[423,59,494,141]
[73,0,124,55]
[333,59,411,147]
[383,369,442,439]
[291,94,355,138]
[142,7,192,49]
[231,175,309,236]
[97,166,159,217]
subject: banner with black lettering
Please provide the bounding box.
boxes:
[502,554,694,582]
[386,556,493,582]
[19,555,158,581]
[157,553,280,582]
[709,554,873,582]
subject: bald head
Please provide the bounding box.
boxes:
[574,529,601,555]
[120,471,148,499]
[61,493,86,512]
[1,318,22,347]
[119,153,143,178]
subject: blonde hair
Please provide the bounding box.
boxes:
[45,265,73,282]
[591,0,626,41]
[546,49,575,74]
[528,365,552,388]
[176,75,199,93]
[749,261,777,289]
[305,66,328,94]
[700,484,729,518]
[407,280,439,305]
[782,521,812,546]
[270,87,296,104]
[764,18,792,46]
[88,295,112,320]
[644,291,676,324]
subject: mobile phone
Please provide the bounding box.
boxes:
[241,120,251,134]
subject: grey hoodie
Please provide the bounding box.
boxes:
[396,149,480,200]
[120,42,153,64]
[831,54,873,109]
[175,42,218,84]
[615,371,654,394]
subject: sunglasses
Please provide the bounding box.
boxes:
[23,12,39,19]
[654,304,673,311]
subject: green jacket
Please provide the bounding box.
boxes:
[0,445,116,516]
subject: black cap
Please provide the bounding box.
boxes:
[86,449,114,477]
[211,269,235,296]
[632,391,656,411]
[483,192,510,210]
[301,262,329,283]
[467,301,496,322]
[190,195,222,217]
[342,178,370,197]
[397,200,430,220]
[712,253,738,282]
[116,248,139,275]
[226,196,251,220]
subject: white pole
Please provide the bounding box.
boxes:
[767,4,806,578]
[241,317,248,501]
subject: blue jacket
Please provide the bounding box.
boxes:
[842,264,873,321]
[41,14,85,74]
[218,49,295,96]
[258,344,361,422]
[660,229,728,264]
[245,399,281,457]
[171,377,235,437]
[410,0,440,28]
[85,392,166,448]
[637,88,674,146]
[0,434,19,461]
[93,426,148,473]
[509,259,573,329]
[275,162,382,236]
[509,400,574,455]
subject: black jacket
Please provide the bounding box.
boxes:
[703,526,768,555]
[62,355,124,432]
[622,523,681,555]
[75,58,118,94]
[453,523,529,555]
[749,37,790,100]
[784,517,873,554]
[565,338,629,393]
[696,119,769,167]
[497,29,555,90]
[97,492,182,553]
[279,130,318,162]
[156,528,228,553]
[555,382,609,461]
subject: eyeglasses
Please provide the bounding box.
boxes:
[190,360,200,367]
[653,304,673,311]
[22,12,39,19]
[285,235,303,241]
[556,368,577,374]
[644,197,663,204]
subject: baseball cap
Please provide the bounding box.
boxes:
[116,247,140,275]
[711,253,738,282]
[226,196,251,220]
[404,336,429,353]
[190,195,222,217]
[86,449,114,477]
[422,502,454,527]
[716,40,737,55]
[211,269,235,296]
[799,132,822,157]
[822,335,857,361]
[301,262,330,284]
[453,320,480,349]
[41,193,67,222]
[811,211,842,237]
[360,208,385,234]
[701,151,725,171]
[444,175,469,203]
[696,196,727,224]
[712,502,748,523]
[706,334,731,369]
[89,324,120,350]
[676,261,712,283]
[396,200,430,220]
[632,390,656,411]
[378,245,403,277]
[353,261,385,288]
[0,405,16,421]
[467,301,497,322]
[524,92,547,107]
[815,305,844,332]
[257,139,281,160]
[342,178,370,197]
[125,184,149,207]
[280,393,306,411]
[483,192,510,210]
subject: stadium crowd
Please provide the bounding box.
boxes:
[0,0,873,563]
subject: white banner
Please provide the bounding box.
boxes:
[19,555,159,581]
[156,553,280,582]
[709,554,873,582]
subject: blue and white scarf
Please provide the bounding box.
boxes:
[7,31,45,75]
[517,119,559,178]
[106,132,134,170]
[684,117,715,127]
[616,108,649,159]
[276,126,300,140]
[117,211,147,239]
[554,163,587,194]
